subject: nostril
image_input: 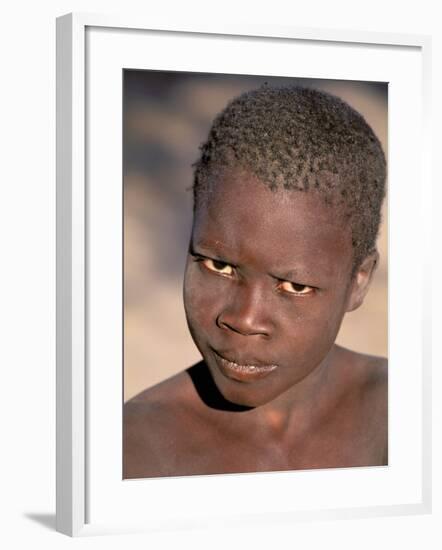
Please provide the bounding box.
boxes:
[216,314,235,332]
[216,313,269,337]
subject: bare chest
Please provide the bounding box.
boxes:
[133,407,387,478]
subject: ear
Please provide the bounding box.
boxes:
[346,250,379,312]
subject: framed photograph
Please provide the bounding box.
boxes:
[56,13,432,536]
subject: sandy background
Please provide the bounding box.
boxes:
[123,71,388,402]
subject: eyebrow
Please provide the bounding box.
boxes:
[190,239,228,256]
[190,239,311,282]
[272,269,304,282]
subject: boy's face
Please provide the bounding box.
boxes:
[183,169,373,408]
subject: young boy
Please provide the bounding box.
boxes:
[124,85,387,479]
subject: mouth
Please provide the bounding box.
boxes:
[212,349,278,382]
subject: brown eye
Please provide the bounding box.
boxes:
[202,258,234,276]
[278,280,314,295]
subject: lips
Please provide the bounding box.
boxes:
[212,349,278,382]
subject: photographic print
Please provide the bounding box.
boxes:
[122,71,388,479]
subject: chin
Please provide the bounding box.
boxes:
[212,372,279,409]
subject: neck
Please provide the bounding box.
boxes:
[243,345,341,438]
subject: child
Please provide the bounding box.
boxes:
[124,85,387,478]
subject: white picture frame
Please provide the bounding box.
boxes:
[56,12,432,537]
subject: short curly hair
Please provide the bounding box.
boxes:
[192,85,386,271]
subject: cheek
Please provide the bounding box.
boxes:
[303,294,348,350]
[183,263,223,332]
[279,292,348,357]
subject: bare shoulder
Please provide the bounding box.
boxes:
[126,369,191,407]
[336,345,387,388]
[334,345,388,428]
[123,370,195,478]
[124,369,196,431]
[125,372,180,431]
[334,346,388,464]
[354,350,388,413]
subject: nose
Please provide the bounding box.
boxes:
[216,282,272,337]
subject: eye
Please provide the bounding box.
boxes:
[278,280,315,296]
[201,258,234,276]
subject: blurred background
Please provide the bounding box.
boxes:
[123,70,388,402]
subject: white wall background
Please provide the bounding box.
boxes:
[0,1,440,548]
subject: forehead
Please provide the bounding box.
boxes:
[193,170,353,280]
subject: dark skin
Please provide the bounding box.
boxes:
[124,169,388,479]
